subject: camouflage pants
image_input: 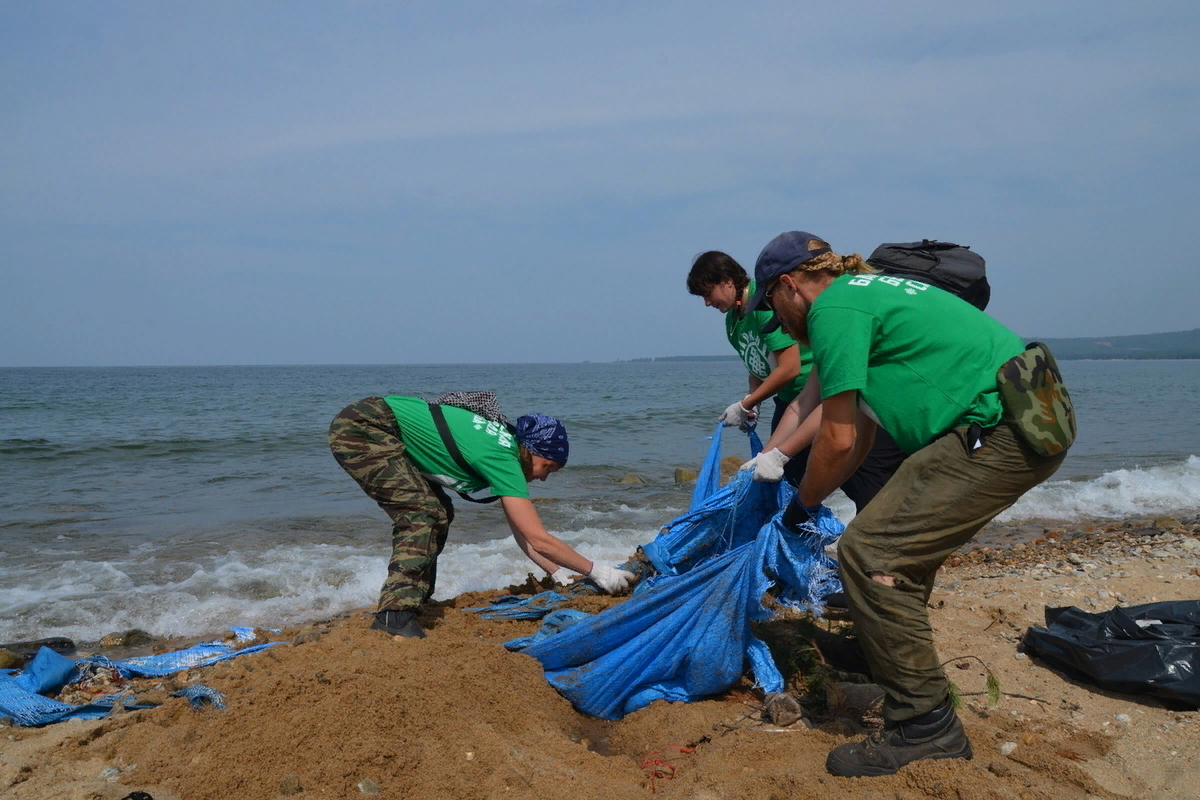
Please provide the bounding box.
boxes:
[328,397,454,613]
[836,423,1065,724]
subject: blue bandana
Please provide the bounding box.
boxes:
[514,414,569,465]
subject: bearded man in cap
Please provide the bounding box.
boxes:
[747,231,1073,777]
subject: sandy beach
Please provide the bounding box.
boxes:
[2,512,1199,800]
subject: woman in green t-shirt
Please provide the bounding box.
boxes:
[686,250,810,432]
[329,396,634,638]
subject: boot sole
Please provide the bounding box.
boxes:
[827,742,973,777]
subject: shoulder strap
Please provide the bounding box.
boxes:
[427,403,502,504]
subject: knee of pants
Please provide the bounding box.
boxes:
[837,529,896,586]
[430,496,452,531]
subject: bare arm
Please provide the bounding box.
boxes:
[798,391,877,507]
[764,369,823,456]
[501,496,593,576]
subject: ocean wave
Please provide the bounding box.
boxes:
[0,544,383,642]
[0,437,54,455]
[4,455,1197,643]
[431,524,656,600]
[1,431,325,461]
[998,455,1200,522]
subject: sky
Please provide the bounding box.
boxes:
[1,1,1197,366]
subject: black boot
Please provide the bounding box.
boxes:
[369,610,425,639]
[826,699,972,777]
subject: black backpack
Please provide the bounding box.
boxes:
[866,240,990,311]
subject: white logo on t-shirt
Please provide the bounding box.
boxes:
[849,274,931,295]
[472,415,515,449]
[738,332,769,377]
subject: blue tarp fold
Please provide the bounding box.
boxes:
[0,636,281,726]
[499,425,845,719]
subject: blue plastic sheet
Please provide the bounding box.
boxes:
[503,425,845,719]
[466,591,570,621]
[688,422,760,511]
[0,634,282,726]
[0,648,97,726]
[110,641,280,678]
[647,423,842,576]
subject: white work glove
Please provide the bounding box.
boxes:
[588,563,635,594]
[719,397,757,430]
[550,567,574,586]
[739,449,790,482]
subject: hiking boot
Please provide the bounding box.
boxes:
[807,627,874,679]
[369,610,425,639]
[825,700,972,777]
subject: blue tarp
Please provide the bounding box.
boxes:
[0,636,281,726]
[645,425,842,577]
[495,424,845,719]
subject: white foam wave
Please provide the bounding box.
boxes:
[787,459,1200,528]
[998,455,1200,522]
[5,458,1194,643]
[0,526,661,642]
[432,525,658,600]
[541,500,688,529]
[0,544,385,643]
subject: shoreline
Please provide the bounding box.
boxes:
[3,511,1199,799]
[7,511,1198,660]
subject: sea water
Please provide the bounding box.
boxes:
[1,360,1198,642]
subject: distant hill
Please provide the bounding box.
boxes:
[627,329,1200,362]
[1032,328,1200,360]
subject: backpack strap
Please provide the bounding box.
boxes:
[427,403,502,504]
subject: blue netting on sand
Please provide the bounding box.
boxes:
[171,684,227,711]
[103,641,280,678]
[470,424,845,720]
[0,633,281,726]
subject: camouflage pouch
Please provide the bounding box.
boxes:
[996,341,1076,456]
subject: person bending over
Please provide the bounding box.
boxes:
[736,232,907,516]
[687,250,811,433]
[748,231,1071,776]
[329,395,634,638]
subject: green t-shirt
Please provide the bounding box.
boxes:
[808,274,1026,454]
[725,280,813,404]
[382,396,529,498]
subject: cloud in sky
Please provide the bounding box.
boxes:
[1,0,1197,365]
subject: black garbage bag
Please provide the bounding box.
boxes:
[1023,600,1200,709]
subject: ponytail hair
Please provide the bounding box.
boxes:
[787,248,877,279]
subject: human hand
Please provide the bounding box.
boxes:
[550,567,574,586]
[739,449,790,481]
[781,501,824,532]
[588,563,635,594]
[719,398,756,429]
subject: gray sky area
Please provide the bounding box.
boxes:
[2,1,1197,366]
